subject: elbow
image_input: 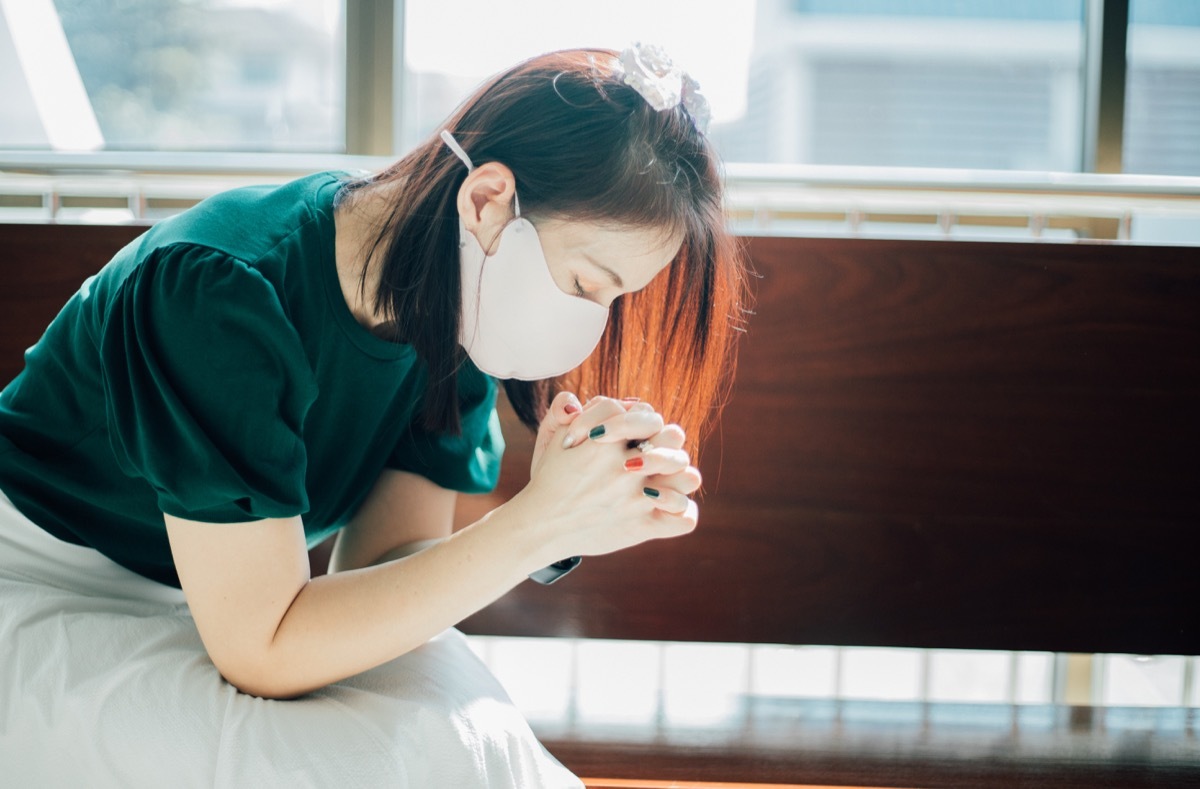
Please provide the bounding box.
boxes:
[212,652,316,701]
[225,676,306,702]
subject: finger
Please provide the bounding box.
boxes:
[649,424,686,451]
[536,392,582,442]
[551,390,584,424]
[535,392,582,448]
[620,396,644,409]
[584,395,651,414]
[586,409,665,446]
[622,447,690,477]
[648,498,700,538]
[639,485,692,516]
[560,397,628,449]
[642,466,703,497]
[531,392,584,473]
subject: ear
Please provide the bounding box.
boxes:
[456,162,517,255]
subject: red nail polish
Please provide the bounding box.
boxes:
[564,403,581,415]
[624,457,644,471]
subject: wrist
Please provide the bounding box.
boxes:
[481,489,570,575]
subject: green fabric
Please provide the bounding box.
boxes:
[0,173,504,587]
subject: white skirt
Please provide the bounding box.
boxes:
[0,489,581,788]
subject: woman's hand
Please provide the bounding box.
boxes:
[514,395,701,563]
[529,391,584,477]
[529,391,648,473]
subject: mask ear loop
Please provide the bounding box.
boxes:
[440,129,473,171]
[440,129,520,218]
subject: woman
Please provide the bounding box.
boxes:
[0,46,748,785]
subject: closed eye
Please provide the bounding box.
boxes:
[573,274,613,307]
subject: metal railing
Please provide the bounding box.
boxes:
[3,155,1199,244]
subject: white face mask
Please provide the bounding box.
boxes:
[442,130,610,380]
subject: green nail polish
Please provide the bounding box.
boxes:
[588,425,606,440]
[643,487,660,499]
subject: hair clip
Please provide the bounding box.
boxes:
[618,42,711,135]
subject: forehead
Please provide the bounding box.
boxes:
[535,216,684,287]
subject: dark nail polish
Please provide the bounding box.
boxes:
[643,487,660,499]
[588,425,606,440]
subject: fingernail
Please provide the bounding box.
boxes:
[624,457,644,471]
[643,487,660,499]
[562,433,577,449]
[564,403,581,415]
[621,396,641,403]
[588,425,606,440]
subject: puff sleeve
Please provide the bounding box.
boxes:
[99,244,318,523]
[386,362,504,494]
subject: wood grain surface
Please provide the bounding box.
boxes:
[456,236,1200,655]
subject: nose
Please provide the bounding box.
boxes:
[595,288,624,309]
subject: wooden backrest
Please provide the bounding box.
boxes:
[3,224,1198,655]
[456,236,1200,655]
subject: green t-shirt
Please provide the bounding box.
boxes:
[0,172,504,587]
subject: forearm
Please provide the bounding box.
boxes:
[364,537,449,567]
[245,498,553,698]
[194,396,689,700]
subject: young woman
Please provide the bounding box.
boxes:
[0,46,748,785]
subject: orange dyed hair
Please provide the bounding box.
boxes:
[560,219,748,459]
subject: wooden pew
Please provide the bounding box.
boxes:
[2,223,1198,788]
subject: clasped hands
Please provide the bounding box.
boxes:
[516,392,701,560]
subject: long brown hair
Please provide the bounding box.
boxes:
[345,48,751,457]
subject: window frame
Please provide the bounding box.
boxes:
[357,0,1133,171]
[306,0,1141,174]
[0,0,1189,186]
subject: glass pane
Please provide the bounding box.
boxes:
[401,0,757,156]
[403,0,1085,170]
[0,0,343,152]
[840,647,922,701]
[1124,0,1200,176]
[1101,654,1188,707]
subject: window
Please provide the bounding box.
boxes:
[398,0,756,156]
[402,0,1088,171]
[0,0,343,152]
[2,0,1197,178]
[1123,0,1200,175]
[732,0,1087,169]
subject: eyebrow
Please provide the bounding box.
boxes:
[583,253,624,289]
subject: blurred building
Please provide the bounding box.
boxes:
[711,0,1199,174]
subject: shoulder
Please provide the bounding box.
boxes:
[138,171,348,265]
[102,242,309,361]
[130,242,286,311]
[89,172,348,314]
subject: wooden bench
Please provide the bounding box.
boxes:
[3,223,1198,788]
